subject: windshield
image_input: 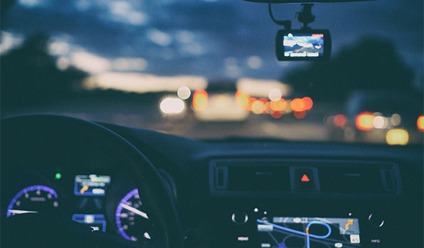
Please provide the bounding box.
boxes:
[1,0,423,144]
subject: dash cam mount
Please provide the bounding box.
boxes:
[296,4,315,30]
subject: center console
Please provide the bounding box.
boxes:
[207,158,406,247]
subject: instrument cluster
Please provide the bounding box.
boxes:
[1,165,176,245]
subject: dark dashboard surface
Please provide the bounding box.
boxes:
[1,115,423,248]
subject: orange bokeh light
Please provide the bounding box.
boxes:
[192,90,208,111]
[290,98,305,112]
[356,112,374,131]
[259,98,270,114]
[248,97,257,111]
[302,97,313,110]
[418,115,424,132]
[270,98,287,112]
[334,114,347,127]
[235,90,250,110]
[294,111,307,119]
[271,111,283,119]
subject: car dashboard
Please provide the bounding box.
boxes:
[1,115,423,248]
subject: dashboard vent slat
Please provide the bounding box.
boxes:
[210,159,401,197]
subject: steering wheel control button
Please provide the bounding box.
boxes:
[232,212,248,224]
[291,167,319,191]
[368,214,385,227]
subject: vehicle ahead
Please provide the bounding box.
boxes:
[192,80,250,122]
[1,0,423,247]
[326,90,423,145]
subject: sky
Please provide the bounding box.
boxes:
[1,0,423,86]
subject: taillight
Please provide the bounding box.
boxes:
[302,97,313,111]
[355,112,374,131]
[192,90,208,111]
[290,98,305,112]
[235,90,250,110]
[417,115,424,132]
[334,114,347,127]
[270,98,287,112]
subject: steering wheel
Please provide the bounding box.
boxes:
[1,114,184,248]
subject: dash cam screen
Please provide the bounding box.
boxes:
[283,33,325,58]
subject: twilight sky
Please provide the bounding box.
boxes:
[2,0,423,86]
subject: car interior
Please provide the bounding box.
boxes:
[1,0,423,247]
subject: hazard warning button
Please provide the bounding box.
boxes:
[301,174,310,182]
[291,167,319,191]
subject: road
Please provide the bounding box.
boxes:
[1,95,333,142]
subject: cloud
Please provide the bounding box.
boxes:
[83,72,208,93]
[3,0,423,81]
[71,51,112,74]
[147,29,173,47]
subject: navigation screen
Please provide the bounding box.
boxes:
[74,175,111,196]
[283,33,325,58]
[257,217,361,248]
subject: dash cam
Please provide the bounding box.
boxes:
[276,29,331,61]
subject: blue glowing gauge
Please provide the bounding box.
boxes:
[115,189,155,244]
[7,185,59,218]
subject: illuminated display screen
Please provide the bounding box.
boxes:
[257,216,361,247]
[72,214,106,232]
[74,175,111,196]
[283,33,325,58]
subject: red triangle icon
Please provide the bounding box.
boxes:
[301,174,310,182]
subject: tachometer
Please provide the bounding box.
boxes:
[7,185,59,217]
[115,189,156,243]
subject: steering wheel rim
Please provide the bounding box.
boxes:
[1,114,183,248]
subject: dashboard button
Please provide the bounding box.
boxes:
[291,167,319,191]
[368,213,385,227]
[232,212,248,224]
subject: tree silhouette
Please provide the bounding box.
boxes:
[1,32,87,109]
[283,36,414,102]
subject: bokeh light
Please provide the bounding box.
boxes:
[386,129,409,145]
[302,97,313,111]
[236,90,250,110]
[270,98,287,112]
[160,97,185,114]
[177,86,191,100]
[334,114,347,127]
[192,90,208,111]
[356,112,374,131]
[417,115,424,132]
[290,98,305,112]
[294,111,307,119]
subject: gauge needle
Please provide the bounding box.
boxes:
[8,209,38,214]
[119,203,149,219]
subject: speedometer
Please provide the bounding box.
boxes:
[7,185,59,217]
[115,189,156,243]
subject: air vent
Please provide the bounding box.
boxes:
[319,167,385,193]
[211,160,290,192]
[227,165,290,191]
[215,166,228,190]
[209,159,401,197]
